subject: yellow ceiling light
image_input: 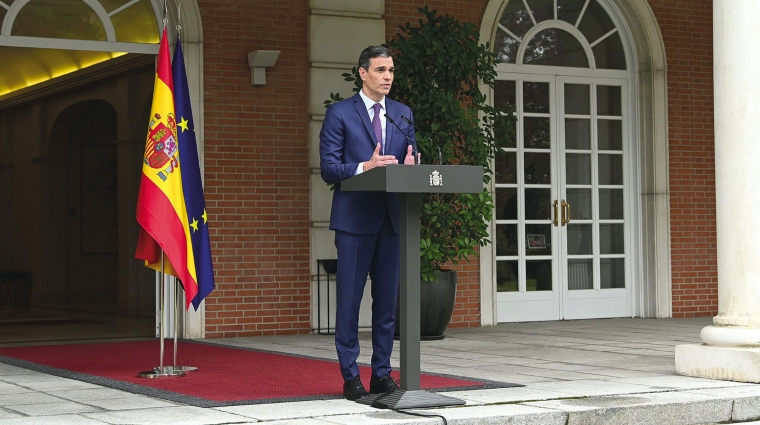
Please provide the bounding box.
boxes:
[79,51,127,69]
[0,47,128,97]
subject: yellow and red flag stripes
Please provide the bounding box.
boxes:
[135,27,198,307]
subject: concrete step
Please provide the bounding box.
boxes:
[286,387,760,425]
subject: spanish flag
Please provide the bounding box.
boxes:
[135,28,198,308]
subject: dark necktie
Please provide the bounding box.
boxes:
[372,103,383,153]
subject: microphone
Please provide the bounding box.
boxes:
[385,114,419,164]
[401,116,443,165]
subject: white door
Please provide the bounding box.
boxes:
[494,74,631,321]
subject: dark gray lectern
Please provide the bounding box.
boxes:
[342,164,483,409]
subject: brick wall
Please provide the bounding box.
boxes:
[384,1,488,36]
[648,0,717,317]
[198,0,312,337]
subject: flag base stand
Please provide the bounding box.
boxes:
[137,366,186,378]
[168,281,197,374]
[137,262,188,379]
[173,365,198,372]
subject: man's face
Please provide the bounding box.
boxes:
[359,56,394,102]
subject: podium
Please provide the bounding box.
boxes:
[342,164,483,409]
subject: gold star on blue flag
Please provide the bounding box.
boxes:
[173,35,215,310]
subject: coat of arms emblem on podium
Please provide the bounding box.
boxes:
[429,170,443,187]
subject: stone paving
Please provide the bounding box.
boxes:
[2,317,760,424]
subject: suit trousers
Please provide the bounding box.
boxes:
[334,211,399,381]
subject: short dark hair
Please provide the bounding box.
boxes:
[358,45,392,70]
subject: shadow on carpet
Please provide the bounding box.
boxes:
[0,340,521,407]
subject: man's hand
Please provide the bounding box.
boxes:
[403,145,421,165]
[364,143,398,171]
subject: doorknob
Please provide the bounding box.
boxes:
[561,200,571,226]
[552,200,558,227]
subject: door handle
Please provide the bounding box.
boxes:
[553,200,558,227]
[561,200,571,226]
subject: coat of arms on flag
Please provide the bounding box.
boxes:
[145,112,179,172]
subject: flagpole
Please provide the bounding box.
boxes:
[138,252,184,378]
[159,257,165,371]
[173,277,177,367]
[169,5,198,373]
[172,278,198,373]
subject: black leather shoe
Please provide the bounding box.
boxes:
[370,374,399,394]
[343,376,368,400]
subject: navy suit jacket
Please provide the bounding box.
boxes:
[320,92,416,235]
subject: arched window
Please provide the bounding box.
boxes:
[494,0,626,69]
[2,0,159,43]
[0,0,161,96]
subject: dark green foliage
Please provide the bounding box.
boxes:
[327,6,515,281]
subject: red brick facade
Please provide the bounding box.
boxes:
[649,0,717,317]
[199,0,312,337]
[196,0,718,337]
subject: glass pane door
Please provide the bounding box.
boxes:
[494,74,631,322]
[495,75,560,322]
[563,82,595,291]
[559,76,630,320]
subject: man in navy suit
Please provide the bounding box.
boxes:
[320,45,418,400]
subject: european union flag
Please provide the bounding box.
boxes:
[173,35,215,310]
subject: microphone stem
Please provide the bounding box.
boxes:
[385,113,419,164]
[401,115,442,165]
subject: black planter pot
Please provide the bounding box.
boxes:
[395,270,457,341]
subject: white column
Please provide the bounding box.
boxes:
[675,0,760,382]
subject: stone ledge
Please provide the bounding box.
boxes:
[676,343,760,383]
[328,390,760,425]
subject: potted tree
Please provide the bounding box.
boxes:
[326,6,514,339]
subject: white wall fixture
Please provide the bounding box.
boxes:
[248,50,280,85]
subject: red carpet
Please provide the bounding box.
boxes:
[0,340,516,407]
